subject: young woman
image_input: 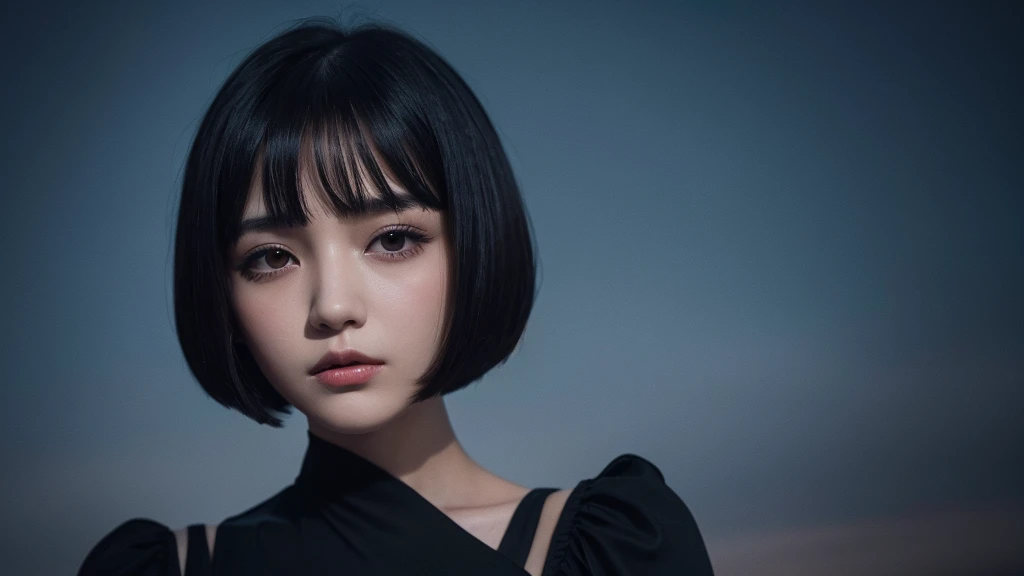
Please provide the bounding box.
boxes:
[79,19,714,576]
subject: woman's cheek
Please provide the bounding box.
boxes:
[234,288,297,357]
[399,257,447,333]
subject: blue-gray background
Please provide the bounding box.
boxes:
[2,1,1022,574]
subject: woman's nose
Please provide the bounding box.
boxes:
[307,250,368,333]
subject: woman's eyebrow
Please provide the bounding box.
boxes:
[235,194,429,239]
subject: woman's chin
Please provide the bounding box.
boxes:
[305,396,411,436]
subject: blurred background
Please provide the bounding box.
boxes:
[2,1,1021,574]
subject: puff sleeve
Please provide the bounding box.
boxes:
[78,518,180,576]
[542,454,714,575]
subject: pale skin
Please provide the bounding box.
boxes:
[173,163,568,576]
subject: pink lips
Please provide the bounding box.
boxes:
[309,348,385,388]
[313,363,383,387]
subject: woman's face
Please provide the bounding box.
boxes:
[228,168,448,434]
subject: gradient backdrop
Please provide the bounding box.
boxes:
[2,1,1022,574]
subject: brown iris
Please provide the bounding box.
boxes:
[265,249,290,269]
[380,232,405,251]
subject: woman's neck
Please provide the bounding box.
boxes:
[307,396,501,510]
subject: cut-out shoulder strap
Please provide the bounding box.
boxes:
[497,488,558,568]
[184,524,212,576]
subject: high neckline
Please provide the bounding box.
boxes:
[295,430,396,501]
[287,429,540,575]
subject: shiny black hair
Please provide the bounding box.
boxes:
[173,19,536,426]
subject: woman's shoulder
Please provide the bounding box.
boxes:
[78,518,179,575]
[78,486,295,576]
[542,453,715,576]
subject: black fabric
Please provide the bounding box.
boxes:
[496,487,558,566]
[78,519,179,576]
[184,525,211,576]
[79,431,714,575]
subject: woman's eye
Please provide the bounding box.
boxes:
[238,247,297,281]
[377,232,408,251]
[257,249,293,269]
[368,230,425,255]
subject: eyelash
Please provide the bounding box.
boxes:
[235,225,431,283]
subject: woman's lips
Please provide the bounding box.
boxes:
[313,364,383,387]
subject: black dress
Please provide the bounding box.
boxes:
[80,432,714,575]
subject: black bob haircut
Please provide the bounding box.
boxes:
[173,19,536,427]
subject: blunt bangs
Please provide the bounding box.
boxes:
[174,19,537,426]
[227,70,447,247]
